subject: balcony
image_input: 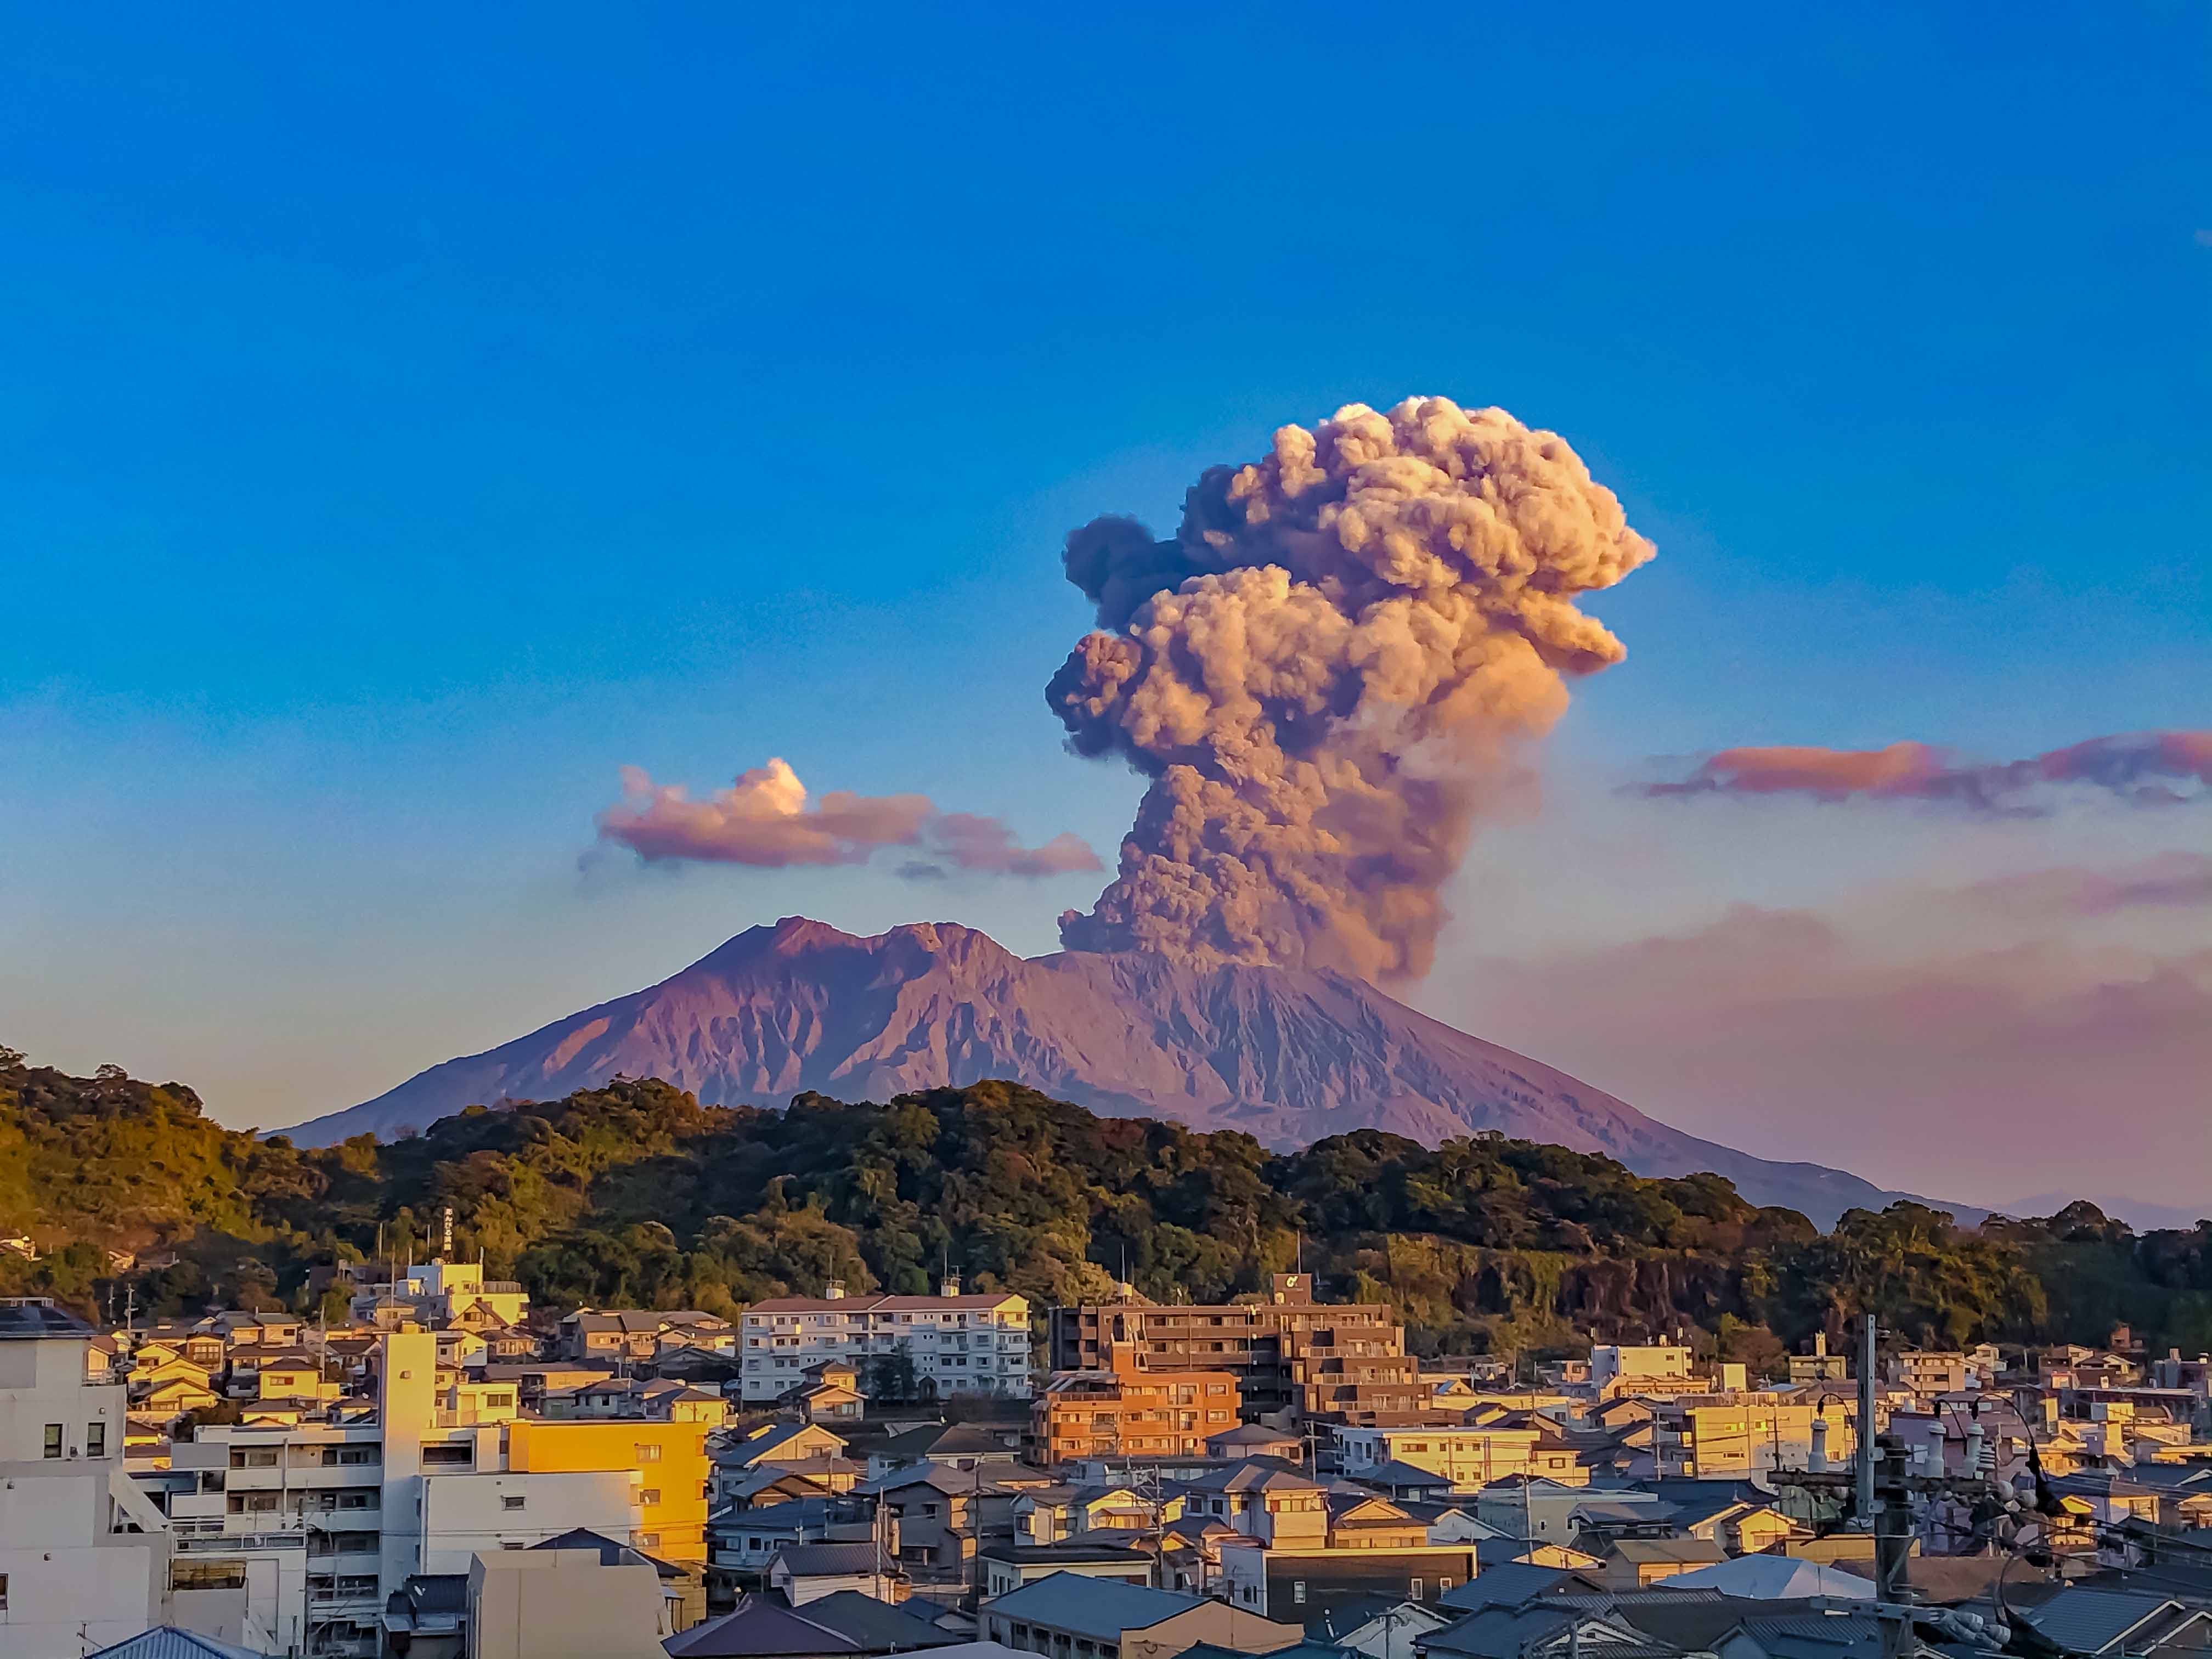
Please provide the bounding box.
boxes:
[176,1526,306,1553]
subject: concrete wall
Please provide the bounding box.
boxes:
[467,1548,667,1659]
[0,1335,166,1659]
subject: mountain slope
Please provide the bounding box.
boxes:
[285,917,1974,1226]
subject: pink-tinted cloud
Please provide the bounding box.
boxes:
[597,758,1101,879]
[1646,729,2212,814]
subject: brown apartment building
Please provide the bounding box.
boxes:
[1029,1348,1243,1464]
[1047,1274,1433,1424]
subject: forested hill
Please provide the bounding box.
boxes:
[1,1046,2207,1359]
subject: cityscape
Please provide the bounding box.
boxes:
[1,10,2205,1659]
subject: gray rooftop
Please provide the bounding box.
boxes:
[982,1571,1210,1639]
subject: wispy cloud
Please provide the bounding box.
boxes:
[1642,730,2211,814]
[597,757,1101,879]
[1435,862,2212,1214]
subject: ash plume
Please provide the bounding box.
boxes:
[1047,396,1655,980]
[1646,730,2212,814]
[599,757,1099,878]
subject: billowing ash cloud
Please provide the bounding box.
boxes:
[1646,730,2212,814]
[1047,396,1655,980]
[599,758,1099,879]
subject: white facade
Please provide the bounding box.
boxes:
[738,1289,1031,1403]
[1590,1343,1694,1395]
[0,1307,170,1659]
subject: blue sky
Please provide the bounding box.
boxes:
[3,8,2206,1205]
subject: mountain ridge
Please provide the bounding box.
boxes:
[285,916,1979,1227]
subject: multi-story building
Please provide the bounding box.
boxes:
[1589,1342,1694,1396]
[1650,1395,1855,1479]
[0,1299,171,1659]
[1048,1275,1415,1419]
[1788,1334,1851,1385]
[738,1281,1031,1404]
[1028,1351,1240,1464]
[144,1331,708,1658]
[1888,1351,1971,1397]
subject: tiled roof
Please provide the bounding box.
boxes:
[980,1571,1209,1639]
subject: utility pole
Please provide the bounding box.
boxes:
[1855,1312,1878,1527]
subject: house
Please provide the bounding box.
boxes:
[2011,1590,2212,1658]
[138,1373,222,1419]
[981,1571,1305,1659]
[782,1360,867,1424]
[1663,1497,1799,1556]
[868,1463,1051,1572]
[867,1421,1026,1480]
[1352,1461,1462,1503]
[1336,1427,1544,1493]
[564,1308,735,1364]
[1307,1600,1454,1659]
[1015,1482,1178,1543]
[731,1419,851,1466]
[981,1542,1158,1599]
[708,1498,882,1576]
[766,1542,904,1606]
[1216,1539,1483,1626]
[1210,1424,1307,1463]
[1180,1459,1330,1546]
[668,1592,961,1659]
[1475,1479,1669,1548]
[1418,1599,1662,1659]
[1589,1536,1725,1590]
[717,1458,868,1509]
[1713,1612,1887,1659]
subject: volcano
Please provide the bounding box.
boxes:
[283,916,1967,1226]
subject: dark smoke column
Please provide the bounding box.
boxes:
[1047,397,1654,982]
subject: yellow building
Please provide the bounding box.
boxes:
[507,1417,711,1563]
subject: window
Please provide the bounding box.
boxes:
[1293,1582,1307,1604]
[639,1533,659,1548]
[634,1444,662,1463]
[639,1489,661,1506]
[1439,1578,1454,1593]
[501,1496,526,1511]
[43,1424,63,1459]
[231,1448,279,1469]
[1409,1578,1424,1600]
[1,1573,10,1610]
[87,1421,107,1458]
[173,1561,247,1592]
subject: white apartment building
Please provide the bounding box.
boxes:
[0,1299,171,1659]
[1590,1342,1694,1395]
[1334,1424,1542,1491]
[738,1283,1031,1404]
